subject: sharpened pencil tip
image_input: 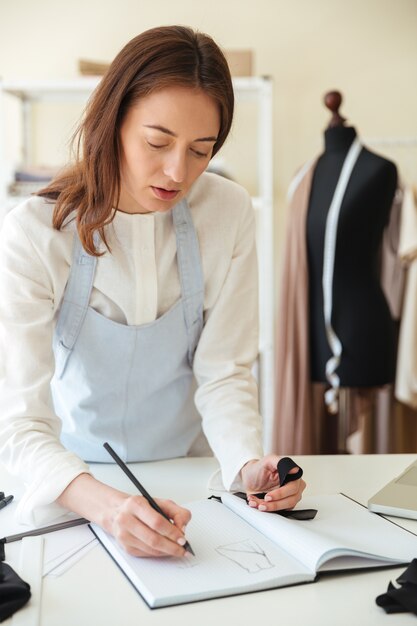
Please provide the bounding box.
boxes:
[185,542,195,556]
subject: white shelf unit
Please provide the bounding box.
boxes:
[0,76,275,448]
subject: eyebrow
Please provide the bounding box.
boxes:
[143,124,217,142]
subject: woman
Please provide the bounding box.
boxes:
[0,26,305,558]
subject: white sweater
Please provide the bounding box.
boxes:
[0,172,263,524]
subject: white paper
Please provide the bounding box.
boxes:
[12,536,43,626]
[92,499,312,608]
[42,526,98,576]
[1,500,97,577]
[222,493,417,572]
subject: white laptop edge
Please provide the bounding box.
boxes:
[368,459,417,520]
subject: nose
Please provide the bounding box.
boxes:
[163,149,187,183]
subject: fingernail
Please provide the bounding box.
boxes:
[258,505,267,511]
[177,537,186,546]
[248,501,257,507]
[182,526,187,533]
[264,495,272,502]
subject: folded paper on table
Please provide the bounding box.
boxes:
[42,527,98,577]
[1,501,96,578]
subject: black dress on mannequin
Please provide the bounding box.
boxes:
[306,125,398,387]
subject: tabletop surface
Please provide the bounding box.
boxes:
[2,453,417,626]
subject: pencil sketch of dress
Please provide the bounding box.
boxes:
[216,539,274,573]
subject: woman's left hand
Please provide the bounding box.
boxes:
[240,455,306,513]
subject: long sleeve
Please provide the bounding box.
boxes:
[0,211,91,525]
[192,184,264,489]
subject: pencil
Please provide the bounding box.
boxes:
[103,442,195,556]
[1,517,89,544]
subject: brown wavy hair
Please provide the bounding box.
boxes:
[38,25,234,255]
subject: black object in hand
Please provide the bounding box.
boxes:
[235,456,317,520]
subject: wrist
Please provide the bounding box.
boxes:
[57,473,128,531]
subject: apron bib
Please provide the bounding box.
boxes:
[51,200,208,462]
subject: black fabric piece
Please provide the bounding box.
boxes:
[376,582,407,614]
[234,491,252,502]
[397,558,417,586]
[277,456,304,485]
[0,562,31,622]
[208,495,222,504]
[276,508,318,520]
[234,457,317,520]
[376,559,417,616]
[234,492,317,521]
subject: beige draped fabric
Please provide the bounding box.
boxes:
[272,162,317,454]
[272,165,417,456]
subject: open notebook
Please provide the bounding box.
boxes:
[91,493,417,608]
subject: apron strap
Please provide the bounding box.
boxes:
[172,200,205,366]
[54,233,97,377]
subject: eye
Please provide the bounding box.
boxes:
[146,141,167,150]
[191,148,209,158]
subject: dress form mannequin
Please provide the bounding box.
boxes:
[306,92,398,392]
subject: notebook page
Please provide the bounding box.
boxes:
[222,493,417,572]
[222,493,331,572]
[91,499,313,607]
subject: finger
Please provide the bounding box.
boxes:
[116,497,187,546]
[268,479,306,511]
[258,490,304,512]
[247,481,299,504]
[117,529,168,558]
[114,510,187,558]
[123,497,186,543]
[265,478,305,501]
[288,466,301,475]
[117,527,184,558]
[248,492,304,512]
[155,498,192,532]
[248,480,306,512]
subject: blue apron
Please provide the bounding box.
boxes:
[50,200,207,462]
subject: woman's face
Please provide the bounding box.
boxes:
[118,85,221,214]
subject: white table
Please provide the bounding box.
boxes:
[2,454,417,625]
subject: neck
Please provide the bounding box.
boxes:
[324,126,357,153]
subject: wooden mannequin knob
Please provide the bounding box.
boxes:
[324,90,347,128]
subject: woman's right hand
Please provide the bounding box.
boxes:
[109,495,192,557]
[57,473,191,558]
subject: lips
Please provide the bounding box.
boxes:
[151,186,180,201]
